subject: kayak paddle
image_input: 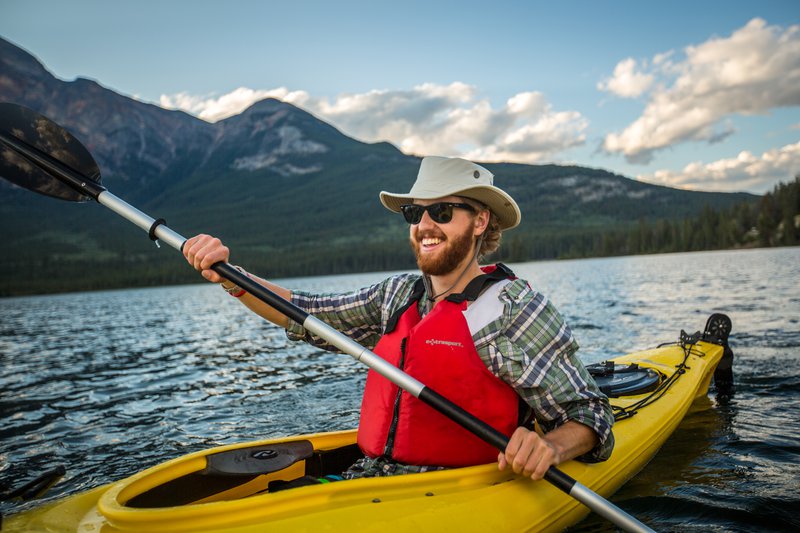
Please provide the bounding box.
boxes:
[0,102,655,533]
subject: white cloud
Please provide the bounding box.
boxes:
[637,141,800,193]
[159,82,587,164]
[597,58,654,98]
[160,87,312,122]
[601,18,800,163]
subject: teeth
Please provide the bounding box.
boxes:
[422,238,442,246]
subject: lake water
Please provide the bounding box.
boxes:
[1,247,799,531]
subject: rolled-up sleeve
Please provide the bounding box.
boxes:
[484,284,615,462]
[286,284,386,351]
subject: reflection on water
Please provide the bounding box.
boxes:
[1,247,799,531]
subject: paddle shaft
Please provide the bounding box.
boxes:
[1,133,655,533]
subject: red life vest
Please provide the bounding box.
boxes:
[357,265,521,467]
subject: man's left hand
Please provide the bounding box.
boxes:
[498,421,599,480]
[498,426,560,480]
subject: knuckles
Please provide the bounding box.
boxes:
[502,430,558,480]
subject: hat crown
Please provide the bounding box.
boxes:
[378,155,521,230]
[413,156,494,195]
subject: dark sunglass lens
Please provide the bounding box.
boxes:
[401,205,422,224]
[429,203,453,223]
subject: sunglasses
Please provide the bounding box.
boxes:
[399,202,476,224]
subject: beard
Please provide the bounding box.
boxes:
[410,224,476,276]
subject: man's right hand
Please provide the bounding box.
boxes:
[183,234,230,283]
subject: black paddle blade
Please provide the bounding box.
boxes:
[0,102,101,202]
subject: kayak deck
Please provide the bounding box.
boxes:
[5,336,727,533]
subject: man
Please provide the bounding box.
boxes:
[184,156,614,480]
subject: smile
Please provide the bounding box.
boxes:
[421,237,442,247]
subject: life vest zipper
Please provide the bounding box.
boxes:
[382,337,407,457]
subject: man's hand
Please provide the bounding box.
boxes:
[498,427,560,480]
[498,421,599,480]
[183,234,230,283]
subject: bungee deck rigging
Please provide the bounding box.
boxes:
[589,313,734,422]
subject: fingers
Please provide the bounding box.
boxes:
[497,452,507,470]
[183,234,230,283]
[499,427,559,481]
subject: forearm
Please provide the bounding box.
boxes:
[222,273,291,329]
[542,420,599,464]
[183,234,295,329]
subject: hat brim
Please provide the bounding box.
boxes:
[380,185,521,230]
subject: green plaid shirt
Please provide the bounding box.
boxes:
[286,271,614,473]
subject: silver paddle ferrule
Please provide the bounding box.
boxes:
[571,482,656,533]
[302,315,425,397]
[98,191,186,251]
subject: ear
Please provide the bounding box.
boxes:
[473,209,490,236]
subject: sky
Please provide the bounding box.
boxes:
[1,0,799,194]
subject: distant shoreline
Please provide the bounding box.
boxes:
[3,245,796,298]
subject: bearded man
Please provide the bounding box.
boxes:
[184,156,614,480]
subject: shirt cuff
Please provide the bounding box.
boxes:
[568,406,615,463]
[285,292,311,341]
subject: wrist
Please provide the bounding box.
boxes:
[220,265,249,297]
[222,283,246,298]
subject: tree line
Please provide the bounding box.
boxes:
[264,175,799,273]
[498,176,799,262]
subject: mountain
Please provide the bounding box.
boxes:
[0,37,757,295]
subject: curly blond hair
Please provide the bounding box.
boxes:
[478,213,502,259]
[460,197,503,260]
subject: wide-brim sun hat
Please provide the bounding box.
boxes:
[380,156,521,230]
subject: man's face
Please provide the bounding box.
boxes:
[408,196,481,276]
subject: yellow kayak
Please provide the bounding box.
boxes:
[3,316,732,533]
